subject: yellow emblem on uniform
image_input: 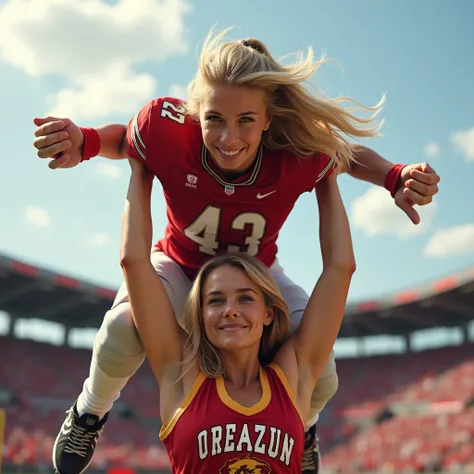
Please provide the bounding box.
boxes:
[219,455,272,473]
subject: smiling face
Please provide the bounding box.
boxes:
[201,264,274,353]
[199,84,271,175]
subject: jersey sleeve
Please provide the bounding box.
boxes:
[126,97,192,172]
[126,100,155,164]
[314,153,337,186]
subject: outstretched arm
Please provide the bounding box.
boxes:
[342,145,392,186]
[93,124,128,159]
[33,117,128,169]
[120,159,186,387]
[279,172,355,394]
[339,145,440,224]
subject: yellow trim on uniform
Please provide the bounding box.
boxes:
[268,363,305,428]
[159,372,207,440]
[216,366,271,416]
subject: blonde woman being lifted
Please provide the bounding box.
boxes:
[33,28,439,474]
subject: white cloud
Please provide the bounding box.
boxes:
[46,64,157,121]
[0,0,191,80]
[94,161,125,180]
[423,224,474,258]
[423,141,440,158]
[87,233,111,247]
[0,0,191,119]
[450,127,474,161]
[169,84,188,100]
[25,206,51,229]
[351,187,437,238]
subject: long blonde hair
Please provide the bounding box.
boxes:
[180,254,290,378]
[185,27,385,169]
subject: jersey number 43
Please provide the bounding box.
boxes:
[184,205,267,257]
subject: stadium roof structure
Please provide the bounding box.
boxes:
[0,251,473,338]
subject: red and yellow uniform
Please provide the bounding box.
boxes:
[160,364,304,473]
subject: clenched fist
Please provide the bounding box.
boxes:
[33,116,84,170]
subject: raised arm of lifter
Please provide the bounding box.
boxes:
[278,172,355,397]
[119,158,186,389]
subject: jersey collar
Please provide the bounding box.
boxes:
[201,142,263,187]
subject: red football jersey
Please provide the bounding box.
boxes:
[160,364,305,473]
[127,97,335,278]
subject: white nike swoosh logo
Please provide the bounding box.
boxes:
[257,190,276,199]
[61,417,73,436]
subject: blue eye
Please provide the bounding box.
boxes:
[239,116,254,123]
[239,295,254,302]
[208,297,224,304]
[205,115,221,122]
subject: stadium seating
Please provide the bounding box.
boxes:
[1,336,473,472]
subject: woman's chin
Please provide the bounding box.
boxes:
[209,147,256,174]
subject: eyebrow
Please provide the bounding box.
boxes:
[204,110,259,117]
[206,288,257,297]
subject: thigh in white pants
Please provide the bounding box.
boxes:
[111,251,192,320]
[93,252,192,378]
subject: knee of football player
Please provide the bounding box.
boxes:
[94,303,146,377]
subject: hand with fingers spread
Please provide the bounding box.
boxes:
[33,117,84,170]
[395,163,440,224]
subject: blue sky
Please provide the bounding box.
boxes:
[0,0,473,349]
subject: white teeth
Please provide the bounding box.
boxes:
[219,148,241,156]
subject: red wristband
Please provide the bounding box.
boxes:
[80,127,100,162]
[384,164,405,198]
